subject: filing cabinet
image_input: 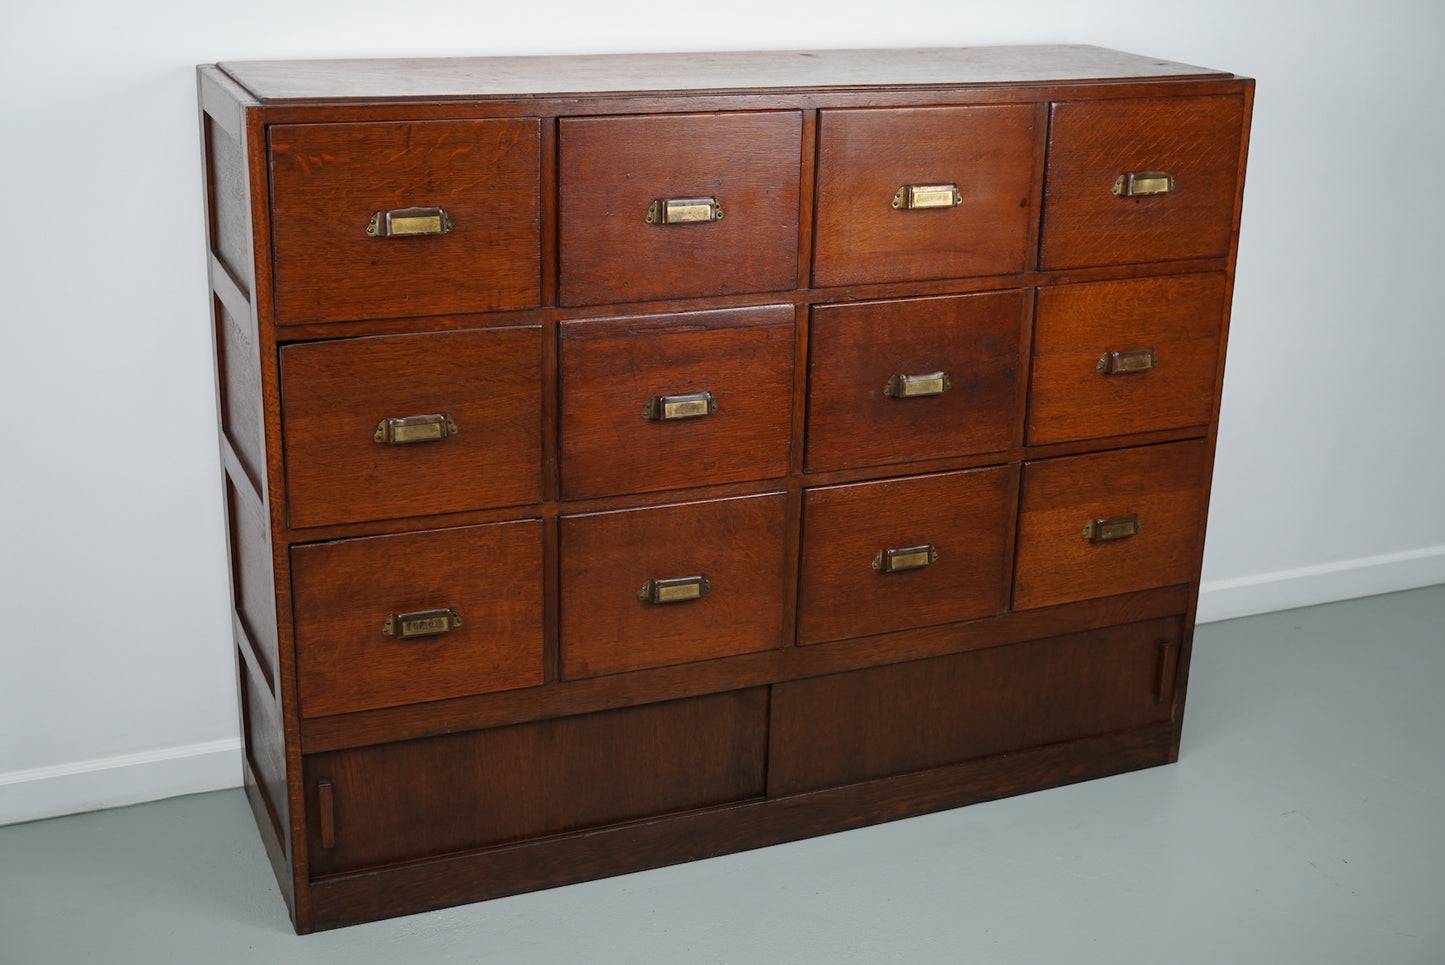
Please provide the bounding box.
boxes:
[199,45,1251,931]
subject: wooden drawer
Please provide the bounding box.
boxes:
[280,327,542,529]
[558,112,801,306]
[269,120,541,324]
[769,617,1182,795]
[806,291,1023,472]
[1028,273,1226,445]
[1013,440,1207,610]
[1039,95,1245,269]
[798,467,1011,645]
[304,688,768,876]
[559,307,794,499]
[291,522,544,717]
[560,494,789,678]
[812,105,1036,287]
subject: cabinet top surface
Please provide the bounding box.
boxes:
[215,45,1230,103]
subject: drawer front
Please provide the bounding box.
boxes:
[269,120,541,324]
[304,688,768,875]
[560,494,789,678]
[1028,273,1226,445]
[1039,95,1245,269]
[560,307,794,499]
[812,105,1036,287]
[769,617,1182,795]
[281,327,542,529]
[806,291,1023,472]
[798,467,1011,645]
[558,111,802,306]
[291,522,544,717]
[1013,440,1207,610]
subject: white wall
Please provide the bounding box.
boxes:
[2,0,1442,824]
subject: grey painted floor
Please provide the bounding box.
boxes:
[3,584,1443,963]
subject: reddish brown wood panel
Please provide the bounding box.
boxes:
[225,474,277,687]
[812,105,1036,286]
[1013,440,1207,610]
[559,307,794,499]
[215,296,265,487]
[239,644,288,841]
[558,112,801,305]
[798,467,1011,645]
[303,688,768,876]
[280,326,542,529]
[269,119,541,323]
[1039,95,1245,269]
[205,116,252,292]
[290,521,544,717]
[769,616,1181,795]
[559,493,789,678]
[806,291,1023,472]
[1028,273,1226,444]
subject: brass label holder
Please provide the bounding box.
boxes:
[872,544,938,573]
[642,391,718,421]
[645,197,723,224]
[1096,349,1157,375]
[892,184,962,210]
[374,412,459,445]
[1112,172,1174,197]
[884,371,951,398]
[638,575,712,604]
[382,607,463,639]
[1082,515,1141,543]
[366,206,454,237]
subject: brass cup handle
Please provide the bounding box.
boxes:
[643,391,717,421]
[872,544,938,573]
[646,197,723,224]
[1083,515,1140,543]
[639,575,712,604]
[892,184,962,209]
[382,607,463,639]
[1096,349,1157,375]
[885,371,951,398]
[374,413,458,445]
[1112,171,1174,197]
[366,206,454,237]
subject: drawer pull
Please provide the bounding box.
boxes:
[645,197,724,224]
[872,544,938,573]
[642,390,718,421]
[373,412,459,445]
[365,206,454,237]
[1112,171,1174,197]
[884,371,951,398]
[892,184,962,210]
[381,607,463,639]
[1082,514,1140,543]
[638,575,712,604]
[1096,349,1157,375]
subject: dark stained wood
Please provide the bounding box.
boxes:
[269,119,541,324]
[798,467,1011,645]
[806,291,1022,471]
[304,723,1174,931]
[239,643,287,838]
[280,327,542,529]
[558,112,801,306]
[1014,439,1208,610]
[214,296,265,488]
[204,117,252,293]
[1040,95,1246,269]
[225,473,278,689]
[559,307,794,498]
[769,616,1181,794]
[290,522,545,717]
[812,105,1035,286]
[559,494,789,678]
[302,688,767,876]
[1028,272,1226,444]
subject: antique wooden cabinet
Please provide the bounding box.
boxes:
[197,46,1252,932]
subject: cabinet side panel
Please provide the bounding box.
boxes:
[225,473,278,689]
[204,116,252,295]
[215,294,266,490]
[240,645,288,838]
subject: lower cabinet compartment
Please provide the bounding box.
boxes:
[768,616,1182,795]
[303,688,769,877]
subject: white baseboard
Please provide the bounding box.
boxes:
[1198,544,1445,623]
[0,737,242,827]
